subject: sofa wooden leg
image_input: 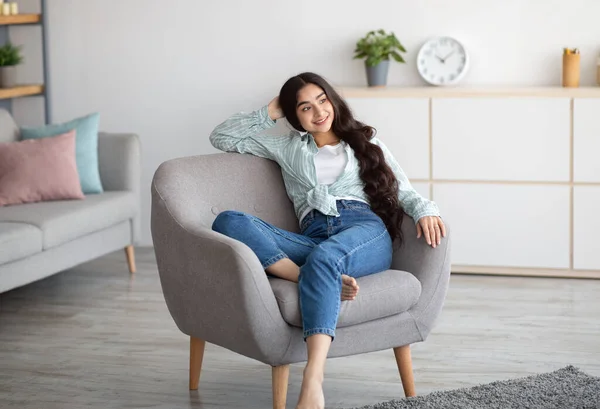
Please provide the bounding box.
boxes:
[189,337,206,390]
[125,245,136,273]
[393,345,416,397]
[271,364,289,409]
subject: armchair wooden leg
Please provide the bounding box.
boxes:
[189,337,206,390]
[271,364,289,409]
[125,245,136,274]
[393,345,416,397]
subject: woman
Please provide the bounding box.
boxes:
[209,72,445,409]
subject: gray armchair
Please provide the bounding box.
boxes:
[151,152,451,409]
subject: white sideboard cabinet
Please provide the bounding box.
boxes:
[341,87,600,279]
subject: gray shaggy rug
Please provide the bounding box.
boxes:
[346,366,600,409]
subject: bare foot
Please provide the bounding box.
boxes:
[295,371,325,409]
[341,274,359,301]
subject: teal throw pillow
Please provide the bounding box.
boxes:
[20,112,103,194]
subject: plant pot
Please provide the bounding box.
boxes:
[0,66,18,88]
[365,60,390,87]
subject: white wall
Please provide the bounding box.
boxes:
[8,0,600,246]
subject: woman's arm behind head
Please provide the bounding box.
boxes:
[209,105,292,162]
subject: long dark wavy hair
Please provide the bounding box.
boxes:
[278,72,405,244]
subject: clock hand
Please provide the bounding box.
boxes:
[442,51,455,60]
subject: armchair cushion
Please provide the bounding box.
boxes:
[269,269,422,328]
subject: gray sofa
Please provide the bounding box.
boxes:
[151,152,452,408]
[0,108,141,293]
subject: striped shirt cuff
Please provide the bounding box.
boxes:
[258,105,277,128]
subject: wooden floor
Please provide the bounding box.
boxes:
[1,247,599,409]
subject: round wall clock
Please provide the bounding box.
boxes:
[417,36,469,86]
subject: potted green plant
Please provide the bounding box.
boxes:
[353,29,407,87]
[0,42,24,88]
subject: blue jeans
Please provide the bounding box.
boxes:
[211,199,393,340]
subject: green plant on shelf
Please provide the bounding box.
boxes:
[353,29,407,67]
[0,43,24,67]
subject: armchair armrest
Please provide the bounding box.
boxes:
[150,175,293,365]
[392,214,452,339]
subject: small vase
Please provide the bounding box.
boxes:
[365,60,390,87]
[0,66,18,88]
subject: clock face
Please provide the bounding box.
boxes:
[417,36,468,86]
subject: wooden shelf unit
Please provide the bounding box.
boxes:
[0,3,49,123]
[0,14,41,25]
[0,85,44,100]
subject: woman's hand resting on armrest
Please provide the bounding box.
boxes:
[417,216,446,249]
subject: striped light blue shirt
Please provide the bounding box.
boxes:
[210,105,440,225]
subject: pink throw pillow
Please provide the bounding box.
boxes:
[0,130,85,206]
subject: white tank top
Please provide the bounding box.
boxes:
[314,143,347,184]
[299,142,369,224]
